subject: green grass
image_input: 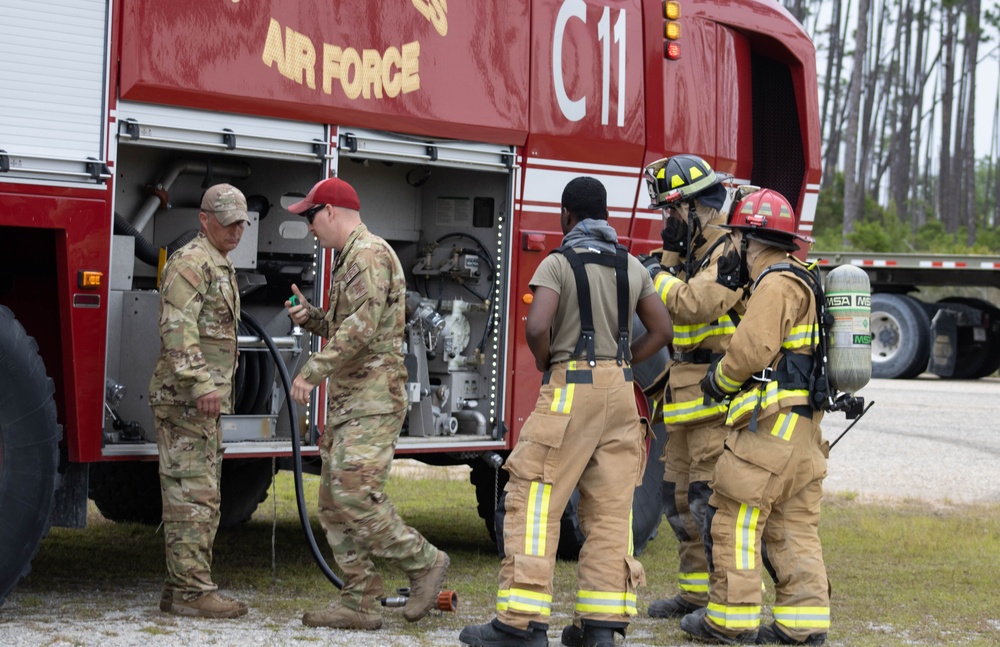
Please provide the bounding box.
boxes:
[14,468,1000,646]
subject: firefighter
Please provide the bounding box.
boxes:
[459,177,673,647]
[680,189,830,645]
[638,154,748,621]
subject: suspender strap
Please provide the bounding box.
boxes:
[557,245,631,367]
[559,247,598,366]
[613,246,630,365]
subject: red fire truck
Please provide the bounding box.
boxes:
[0,0,821,602]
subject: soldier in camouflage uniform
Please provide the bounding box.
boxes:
[148,183,250,619]
[285,177,449,631]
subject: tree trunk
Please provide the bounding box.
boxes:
[843,0,871,244]
[963,0,980,246]
[939,5,957,233]
[822,0,852,190]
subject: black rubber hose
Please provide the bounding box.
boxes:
[113,213,160,266]
[239,314,343,589]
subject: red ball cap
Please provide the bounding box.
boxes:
[288,177,360,214]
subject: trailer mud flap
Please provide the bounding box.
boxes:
[928,309,957,377]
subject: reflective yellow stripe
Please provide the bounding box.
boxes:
[672,316,737,349]
[714,363,742,392]
[773,606,831,628]
[706,601,761,629]
[726,381,809,425]
[575,590,638,615]
[663,396,728,424]
[782,324,819,350]
[678,571,709,593]
[628,508,635,556]
[734,503,760,570]
[525,482,551,556]
[550,383,575,413]
[770,412,798,441]
[497,588,553,616]
[654,272,681,303]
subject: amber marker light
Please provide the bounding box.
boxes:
[522,293,534,304]
[664,1,681,19]
[78,270,103,289]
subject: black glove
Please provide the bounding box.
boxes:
[700,360,729,403]
[637,253,666,281]
[660,217,689,254]
[716,246,749,291]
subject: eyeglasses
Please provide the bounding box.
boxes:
[302,203,326,225]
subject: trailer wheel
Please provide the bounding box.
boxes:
[936,297,1000,379]
[870,293,931,379]
[89,458,273,529]
[0,306,62,606]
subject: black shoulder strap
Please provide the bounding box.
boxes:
[691,236,727,278]
[553,245,631,366]
[754,261,832,411]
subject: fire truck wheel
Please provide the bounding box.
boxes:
[630,418,667,557]
[89,458,273,529]
[0,306,62,606]
[936,297,1000,379]
[469,461,587,560]
[871,293,931,379]
[89,461,162,525]
[218,458,274,527]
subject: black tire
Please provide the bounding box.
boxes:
[630,417,667,557]
[89,458,273,529]
[0,306,62,606]
[936,297,1000,379]
[470,460,589,561]
[218,458,274,527]
[89,461,163,525]
[870,293,931,379]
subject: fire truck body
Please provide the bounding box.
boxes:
[0,0,820,602]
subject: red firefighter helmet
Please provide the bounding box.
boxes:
[724,189,813,251]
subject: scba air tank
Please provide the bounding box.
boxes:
[824,265,872,394]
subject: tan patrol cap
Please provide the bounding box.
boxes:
[201,184,250,226]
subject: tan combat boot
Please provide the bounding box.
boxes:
[403,550,450,622]
[169,591,249,619]
[302,603,383,630]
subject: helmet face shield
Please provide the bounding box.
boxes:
[644,154,719,208]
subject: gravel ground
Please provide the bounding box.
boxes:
[2,376,997,645]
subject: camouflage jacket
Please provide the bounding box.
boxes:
[299,224,408,423]
[149,233,240,410]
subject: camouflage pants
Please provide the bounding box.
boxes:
[318,411,438,611]
[153,405,223,600]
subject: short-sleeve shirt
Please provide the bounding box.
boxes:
[530,248,655,365]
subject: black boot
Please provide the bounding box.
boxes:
[647,593,704,618]
[680,607,757,644]
[756,623,826,645]
[560,621,625,647]
[560,623,584,647]
[582,625,623,646]
[460,618,549,646]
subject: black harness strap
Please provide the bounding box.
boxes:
[555,245,631,367]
